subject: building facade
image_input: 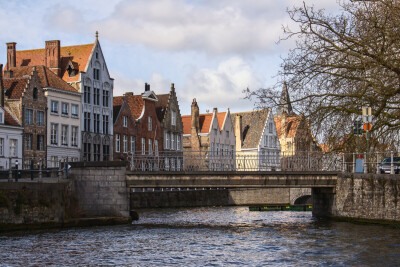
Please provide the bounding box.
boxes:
[5,33,114,162]
[232,109,281,171]
[3,67,47,168]
[182,99,235,170]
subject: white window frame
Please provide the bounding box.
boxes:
[115,134,120,153]
[171,110,176,126]
[51,101,59,114]
[51,123,58,145]
[71,104,79,117]
[61,102,69,116]
[148,139,153,155]
[123,116,128,127]
[130,136,135,153]
[0,138,4,156]
[141,138,145,155]
[148,116,152,131]
[71,126,78,147]
[123,135,128,153]
[10,139,17,157]
[61,125,68,146]
[177,135,181,151]
[171,133,175,151]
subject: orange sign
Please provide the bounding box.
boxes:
[363,123,371,131]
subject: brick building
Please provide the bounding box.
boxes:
[113,84,162,167]
[2,66,47,167]
[5,32,114,162]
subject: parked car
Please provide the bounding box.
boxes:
[379,157,400,174]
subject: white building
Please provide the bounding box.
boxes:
[232,109,281,171]
[0,106,23,169]
[45,83,81,166]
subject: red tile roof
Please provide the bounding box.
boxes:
[274,115,302,139]
[125,95,145,119]
[10,66,77,92]
[3,107,20,126]
[216,112,226,130]
[182,112,221,135]
[3,77,29,99]
[15,43,95,82]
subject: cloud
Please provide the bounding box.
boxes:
[181,57,259,112]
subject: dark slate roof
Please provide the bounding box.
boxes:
[231,109,269,149]
[155,94,169,122]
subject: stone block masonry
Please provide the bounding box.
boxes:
[69,161,130,218]
[332,173,400,222]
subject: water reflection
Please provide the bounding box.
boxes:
[1,207,400,266]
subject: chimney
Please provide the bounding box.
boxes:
[191,98,199,131]
[213,107,218,114]
[3,70,13,79]
[0,64,4,107]
[124,92,134,96]
[235,115,242,150]
[45,40,61,76]
[145,83,150,92]
[6,42,16,70]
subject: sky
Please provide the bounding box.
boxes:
[0,0,340,115]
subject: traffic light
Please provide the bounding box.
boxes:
[353,120,362,135]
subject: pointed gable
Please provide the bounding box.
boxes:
[277,82,294,115]
[231,110,270,149]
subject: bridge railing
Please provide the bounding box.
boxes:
[127,151,344,172]
[341,151,400,174]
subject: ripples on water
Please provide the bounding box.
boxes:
[1,207,400,266]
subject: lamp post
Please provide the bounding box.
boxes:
[15,160,19,182]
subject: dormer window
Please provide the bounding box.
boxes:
[67,61,76,77]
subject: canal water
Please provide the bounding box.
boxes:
[1,207,400,266]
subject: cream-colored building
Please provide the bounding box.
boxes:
[45,86,81,166]
[232,109,281,171]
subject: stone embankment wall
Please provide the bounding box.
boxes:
[131,188,311,208]
[69,161,130,218]
[333,173,400,222]
[0,181,78,229]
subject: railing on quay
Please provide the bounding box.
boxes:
[127,151,344,173]
[0,157,70,182]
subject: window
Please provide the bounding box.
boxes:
[0,138,3,156]
[269,122,273,134]
[94,68,100,80]
[93,144,100,161]
[216,144,219,155]
[171,110,176,126]
[84,112,91,132]
[103,115,109,134]
[51,101,59,114]
[51,156,58,168]
[94,88,100,105]
[25,109,33,125]
[115,134,120,153]
[94,114,100,133]
[213,128,217,135]
[36,111,44,126]
[71,126,78,147]
[264,136,268,147]
[103,145,109,161]
[96,52,98,59]
[154,140,159,156]
[71,104,78,117]
[123,116,128,127]
[130,136,135,153]
[171,133,175,151]
[148,139,153,155]
[211,143,214,156]
[84,142,91,161]
[123,135,128,153]
[165,132,170,149]
[51,123,58,145]
[10,139,17,157]
[61,103,69,115]
[148,117,152,131]
[24,134,32,150]
[177,135,181,151]
[33,87,38,100]
[61,125,68,146]
[226,131,229,138]
[141,138,145,155]
[37,135,44,151]
[103,90,109,107]
[84,86,91,104]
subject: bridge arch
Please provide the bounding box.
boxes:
[294,195,312,205]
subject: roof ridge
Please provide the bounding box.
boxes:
[41,65,49,87]
[16,43,95,53]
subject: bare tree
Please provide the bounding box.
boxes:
[247,0,400,150]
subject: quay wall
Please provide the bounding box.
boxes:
[0,180,78,230]
[331,174,400,222]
